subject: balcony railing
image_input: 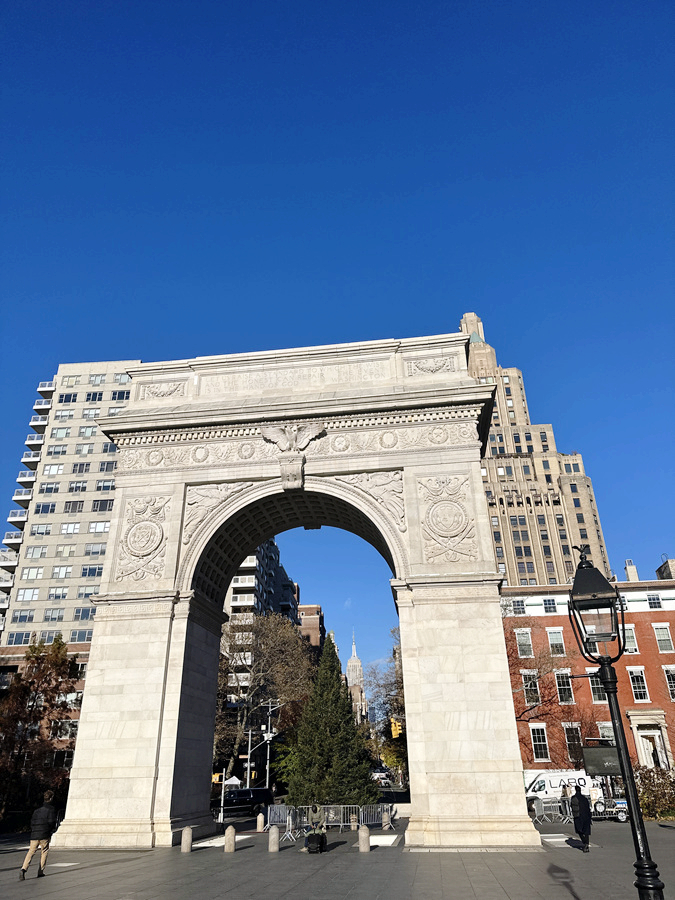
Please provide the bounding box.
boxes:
[0,549,18,569]
[0,573,14,590]
[25,434,44,445]
[33,398,52,409]
[3,531,23,544]
[7,509,28,521]
[37,381,56,394]
[30,415,49,428]
[21,451,41,467]
[16,470,36,483]
[12,489,32,506]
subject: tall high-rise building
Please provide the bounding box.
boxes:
[1,361,138,673]
[460,313,610,588]
[345,632,368,725]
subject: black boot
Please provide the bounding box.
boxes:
[37,869,45,877]
[19,869,26,881]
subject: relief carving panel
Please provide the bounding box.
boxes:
[417,476,477,563]
[334,471,406,532]
[201,360,388,395]
[183,483,254,545]
[115,497,171,582]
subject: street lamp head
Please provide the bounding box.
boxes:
[568,545,624,662]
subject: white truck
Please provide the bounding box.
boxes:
[524,769,601,805]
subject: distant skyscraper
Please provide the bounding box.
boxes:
[345,631,368,725]
[460,313,610,587]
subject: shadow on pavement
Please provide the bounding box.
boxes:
[547,863,582,900]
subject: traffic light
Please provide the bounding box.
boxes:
[391,717,402,738]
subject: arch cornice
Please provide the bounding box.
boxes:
[176,474,411,595]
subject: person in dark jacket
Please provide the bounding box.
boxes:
[570,785,592,852]
[19,791,57,879]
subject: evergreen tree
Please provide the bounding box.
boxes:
[286,636,380,806]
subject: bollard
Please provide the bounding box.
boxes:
[224,825,236,853]
[359,824,370,853]
[350,813,358,831]
[257,812,265,833]
[268,824,280,853]
[382,810,391,831]
[181,825,192,853]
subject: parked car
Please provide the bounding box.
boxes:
[213,788,274,819]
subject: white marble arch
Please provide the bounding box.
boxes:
[53,329,540,850]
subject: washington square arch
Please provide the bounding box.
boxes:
[53,321,540,851]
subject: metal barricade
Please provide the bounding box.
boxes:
[281,807,299,842]
[359,803,392,827]
[340,805,361,832]
[265,803,290,831]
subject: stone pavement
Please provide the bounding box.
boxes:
[1,819,673,900]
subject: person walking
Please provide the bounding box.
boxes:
[19,790,57,879]
[570,785,592,852]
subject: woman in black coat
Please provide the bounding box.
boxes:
[570,786,592,852]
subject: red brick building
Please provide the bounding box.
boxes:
[501,567,675,772]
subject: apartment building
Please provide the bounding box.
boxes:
[501,561,675,772]
[1,362,139,673]
[460,313,609,587]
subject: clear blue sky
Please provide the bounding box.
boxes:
[1,1,673,668]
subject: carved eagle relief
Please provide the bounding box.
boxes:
[260,421,325,452]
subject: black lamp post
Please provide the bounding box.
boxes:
[568,546,665,900]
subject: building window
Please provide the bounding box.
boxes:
[34,502,56,514]
[16,588,40,603]
[512,599,526,615]
[589,670,607,703]
[39,482,60,494]
[61,375,81,387]
[556,672,574,704]
[495,546,504,558]
[12,609,34,623]
[72,463,90,474]
[77,586,99,599]
[51,566,72,579]
[21,567,44,580]
[55,544,76,557]
[44,609,64,622]
[86,391,103,402]
[547,629,565,655]
[54,410,74,421]
[114,372,131,383]
[43,464,64,476]
[47,444,67,456]
[68,481,87,493]
[570,483,578,493]
[627,668,649,702]
[579,528,588,539]
[664,668,675,701]
[70,630,93,643]
[82,408,101,420]
[79,426,97,437]
[543,545,552,557]
[75,443,94,455]
[58,393,77,404]
[543,460,550,471]
[515,629,534,658]
[8,632,31,646]
[74,607,96,621]
[563,724,583,763]
[25,546,48,559]
[88,521,110,533]
[576,514,585,524]
[529,724,550,761]
[64,501,84,514]
[50,428,71,440]
[92,499,114,512]
[89,373,105,385]
[99,461,116,473]
[111,390,130,401]
[573,498,581,508]
[521,672,540,705]
[81,565,103,578]
[84,543,106,557]
[47,587,68,601]
[60,522,80,534]
[543,598,557,614]
[96,480,115,492]
[647,594,662,610]
[39,631,62,645]
[624,625,639,653]
[653,625,674,653]
[30,524,52,536]
[102,442,117,453]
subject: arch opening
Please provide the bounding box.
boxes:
[191,488,397,604]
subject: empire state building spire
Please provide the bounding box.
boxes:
[346,630,364,689]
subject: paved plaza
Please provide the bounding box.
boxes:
[1,819,673,900]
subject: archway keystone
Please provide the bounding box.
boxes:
[53,330,539,849]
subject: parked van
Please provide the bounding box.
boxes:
[524,770,601,804]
